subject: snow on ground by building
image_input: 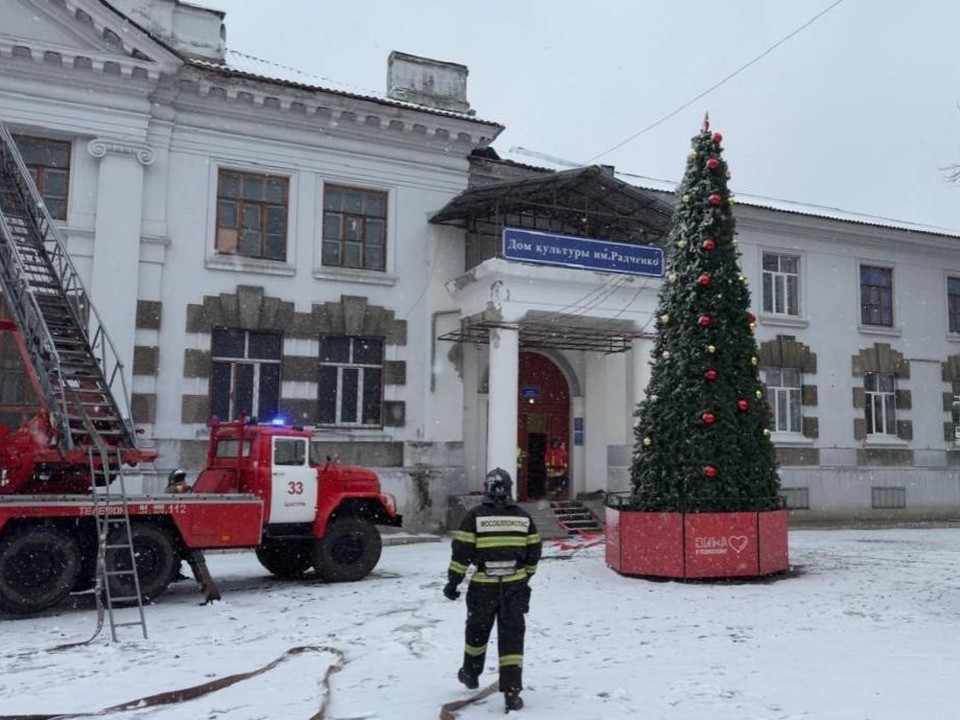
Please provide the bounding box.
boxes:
[3,527,960,719]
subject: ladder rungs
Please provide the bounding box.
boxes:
[108,596,142,604]
[105,569,137,577]
[113,620,147,628]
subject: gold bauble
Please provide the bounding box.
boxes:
[707,345,716,353]
[751,356,758,366]
[662,351,671,359]
[643,437,652,447]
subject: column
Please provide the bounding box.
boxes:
[87,138,154,400]
[486,324,519,492]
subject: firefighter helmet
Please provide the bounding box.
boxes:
[483,467,514,505]
[167,468,187,485]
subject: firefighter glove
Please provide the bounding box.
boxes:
[443,581,461,601]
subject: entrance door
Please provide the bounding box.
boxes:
[517,352,570,500]
[525,430,548,500]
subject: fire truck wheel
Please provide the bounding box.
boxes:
[312,517,382,582]
[255,540,313,578]
[0,524,81,615]
[105,523,180,602]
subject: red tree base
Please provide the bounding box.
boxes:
[605,508,789,579]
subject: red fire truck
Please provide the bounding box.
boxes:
[0,126,401,616]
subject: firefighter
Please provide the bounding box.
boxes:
[545,438,568,499]
[443,467,542,712]
[165,468,190,494]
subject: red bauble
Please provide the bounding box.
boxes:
[708,193,723,206]
[704,465,718,478]
[748,313,757,324]
[706,157,719,170]
[704,368,718,382]
[697,273,712,287]
[712,132,723,145]
[702,238,716,251]
[702,411,716,425]
[698,315,712,328]
[737,398,749,412]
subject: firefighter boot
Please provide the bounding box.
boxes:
[457,667,479,690]
[504,691,524,711]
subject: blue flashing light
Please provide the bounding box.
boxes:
[270,416,287,426]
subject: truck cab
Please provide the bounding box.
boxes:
[194,417,401,582]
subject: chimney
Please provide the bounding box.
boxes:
[387,51,473,115]
[111,0,226,61]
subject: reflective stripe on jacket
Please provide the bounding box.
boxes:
[448,502,541,586]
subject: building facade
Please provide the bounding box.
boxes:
[2,0,959,529]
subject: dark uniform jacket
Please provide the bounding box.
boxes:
[448,501,542,587]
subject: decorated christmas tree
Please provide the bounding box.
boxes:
[631,117,781,513]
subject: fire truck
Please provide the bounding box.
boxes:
[0,125,401,616]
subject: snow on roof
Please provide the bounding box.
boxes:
[615,170,960,239]
[492,149,960,238]
[187,49,502,126]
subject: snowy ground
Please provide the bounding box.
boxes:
[3,527,960,720]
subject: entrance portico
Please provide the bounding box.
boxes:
[430,161,673,498]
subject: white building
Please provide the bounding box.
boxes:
[2,0,959,529]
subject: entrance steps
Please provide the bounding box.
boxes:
[519,498,603,540]
[549,500,603,536]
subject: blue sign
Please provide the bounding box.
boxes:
[520,385,540,399]
[502,227,663,277]
[574,417,584,446]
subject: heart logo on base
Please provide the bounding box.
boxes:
[728,535,749,554]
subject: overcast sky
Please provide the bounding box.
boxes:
[189,0,960,232]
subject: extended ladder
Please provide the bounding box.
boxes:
[0,124,154,638]
[0,123,136,454]
[89,442,148,641]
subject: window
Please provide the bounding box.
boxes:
[216,169,289,261]
[864,372,896,435]
[273,437,307,466]
[860,265,893,326]
[0,319,40,430]
[764,367,802,433]
[209,329,281,422]
[318,336,383,426]
[214,438,252,458]
[952,379,960,443]
[948,277,960,333]
[322,185,387,271]
[761,253,800,316]
[13,135,70,220]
